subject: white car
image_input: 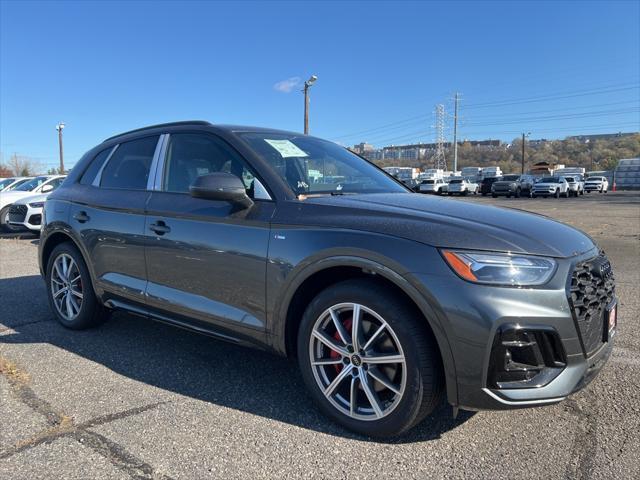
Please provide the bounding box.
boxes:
[0,175,66,232]
[584,176,609,193]
[532,176,570,198]
[418,178,447,194]
[7,193,49,233]
[0,176,32,192]
[447,178,478,195]
[562,175,584,197]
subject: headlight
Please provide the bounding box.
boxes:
[28,202,45,208]
[441,250,557,286]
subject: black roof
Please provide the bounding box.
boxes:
[102,121,213,142]
[102,121,303,143]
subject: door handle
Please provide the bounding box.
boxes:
[73,211,90,223]
[149,221,171,235]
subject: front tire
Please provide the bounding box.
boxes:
[554,189,560,198]
[46,242,108,329]
[297,279,443,437]
[0,206,20,233]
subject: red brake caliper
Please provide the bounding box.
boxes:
[330,316,352,374]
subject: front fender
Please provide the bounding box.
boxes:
[266,231,459,405]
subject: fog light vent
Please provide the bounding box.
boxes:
[488,325,566,389]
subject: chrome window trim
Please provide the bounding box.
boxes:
[148,134,169,191]
[92,145,119,187]
[151,134,170,191]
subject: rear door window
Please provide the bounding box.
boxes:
[100,136,159,190]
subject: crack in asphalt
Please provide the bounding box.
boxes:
[563,397,599,480]
[0,355,173,479]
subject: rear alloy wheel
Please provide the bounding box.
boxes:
[298,280,443,437]
[46,242,108,329]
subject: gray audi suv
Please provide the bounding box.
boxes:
[39,121,616,437]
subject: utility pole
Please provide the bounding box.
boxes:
[303,75,318,135]
[56,122,65,173]
[521,132,530,174]
[452,93,459,173]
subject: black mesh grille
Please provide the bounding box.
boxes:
[569,253,615,356]
[8,204,27,223]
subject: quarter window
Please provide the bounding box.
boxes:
[162,133,268,199]
[100,136,159,190]
[80,148,112,185]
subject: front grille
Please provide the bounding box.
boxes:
[8,204,27,223]
[569,253,615,356]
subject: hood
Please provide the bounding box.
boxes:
[13,192,49,205]
[299,193,595,258]
[0,190,35,208]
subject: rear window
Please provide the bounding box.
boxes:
[564,177,575,182]
[80,148,112,185]
[450,179,462,184]
[100,136,159,190]
[423,180,434,184]
[540,177,560,183]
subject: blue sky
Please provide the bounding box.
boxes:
[1,0,639,170]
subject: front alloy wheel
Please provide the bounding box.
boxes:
[298,279,443,437]
[309,302,406,421]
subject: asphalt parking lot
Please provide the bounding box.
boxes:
[1,191,639,480]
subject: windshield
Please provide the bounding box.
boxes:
[587,177,604,181]
[540,177,560,183]
[0,178,16,189]
[15,176,49,191]
[239,133,406,195]
[502,175,520,181]
[564,177,575,182]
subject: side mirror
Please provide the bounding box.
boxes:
[189,172,254,209]
[41,184,53,193]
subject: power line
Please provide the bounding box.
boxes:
[462,107,639,127]
[464,83,639,109]
[332,82,639,143]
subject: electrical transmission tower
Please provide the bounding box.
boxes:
[433,104,447,170]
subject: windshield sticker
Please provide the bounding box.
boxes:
[264,139,308,158]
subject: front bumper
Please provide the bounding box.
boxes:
[409,246,614,411]
[8,204,43,231]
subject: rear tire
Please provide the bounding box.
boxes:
[297,279,443,437]
[554,189,560,198]
[515,188,521,198]
[45,242,108,329]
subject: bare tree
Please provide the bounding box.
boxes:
[4,153,43,176]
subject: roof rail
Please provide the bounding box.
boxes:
[102,120,213,143]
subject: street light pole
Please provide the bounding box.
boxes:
[303,75,317,135]
[56,122,65,173]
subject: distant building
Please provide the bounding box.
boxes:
[350,142,375,155]
[567,132,637,143]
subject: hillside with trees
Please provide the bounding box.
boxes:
[376,133,640,173]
